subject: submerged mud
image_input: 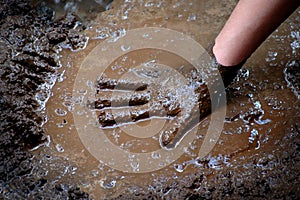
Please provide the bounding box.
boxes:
[1,0,299,199]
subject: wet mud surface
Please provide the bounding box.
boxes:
[0,0,90,198]
[1,0,300,199]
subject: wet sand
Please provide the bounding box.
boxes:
[1,0,299,199]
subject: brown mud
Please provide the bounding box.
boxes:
[0,0,92,198]
[1,0,299,199]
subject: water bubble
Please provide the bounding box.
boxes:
[174,163,186,173]
[56,122,64,128]
[249,129,258,144]
[121,45,131,51]
[100,179,116,189]
[255,118,271,125]
[239,69,250,79]
[290,40,300,54]
[71,166,77,175]
[62,100,74,112]
[108,28,126,43]
[55,144,64,152]
[187,14,197,21]
[255,140,261,150]
[62,119,67,125]
[151,152,161,159]
[130,162,140,172]
[91,170,99,177]
[94,27,110,39]
[142,33,150,38]
[145,2,154,7]
[73,96,83,104]
[55,108,67,116]
[265,51,278,62]
[253,101,261,109]
[247,93,253,98]
[58,70,66,82]
[208,157,221,169]
[270,51,278,57]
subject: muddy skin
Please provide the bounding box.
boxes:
[0,0,89,198]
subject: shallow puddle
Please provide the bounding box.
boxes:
[31,0,299,199]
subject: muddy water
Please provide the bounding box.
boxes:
[32,0,299,199]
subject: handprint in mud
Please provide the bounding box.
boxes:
[88,63,216,150]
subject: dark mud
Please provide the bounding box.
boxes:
[0,0,89,198]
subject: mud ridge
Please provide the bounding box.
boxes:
[0,0,89,198]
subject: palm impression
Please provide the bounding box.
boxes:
[88,60,213,150]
